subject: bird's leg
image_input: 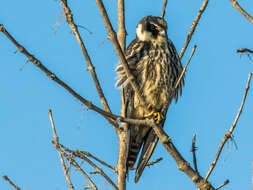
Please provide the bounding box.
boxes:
[144,104,161,124]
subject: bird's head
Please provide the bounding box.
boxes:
[136,16,168,44]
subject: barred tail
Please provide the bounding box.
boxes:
[127,139,142,168]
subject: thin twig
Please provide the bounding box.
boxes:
[161,0,168,18]
[175,45,197,89]
[78,150,115,170]
[53,142,118,190]
[236,48,253,54]
[60,0,118,130]
[48,109,75,190]
[179,0,208,59]
[75,153,118,190]
[205,73,252,180]
[2,176,21,190]
[191,134,199,174]
[60,150,98,190]
[229,0,253,24]
[215,179,229,190]
[130,157,163,170]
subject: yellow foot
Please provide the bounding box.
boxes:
[144,105,161,124]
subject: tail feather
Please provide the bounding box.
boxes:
[134,130,159,183]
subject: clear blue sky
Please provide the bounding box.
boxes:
[1,0,253,189]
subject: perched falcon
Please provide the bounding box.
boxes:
[116,16,184,183]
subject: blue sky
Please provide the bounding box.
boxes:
[1,0,253,189]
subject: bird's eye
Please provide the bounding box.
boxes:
[149,24,156,31]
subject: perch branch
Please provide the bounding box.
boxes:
[229,0,253,24]
[59,0,118,130]
[179,0,208,59]
[2,176,21,190]
[49,109,75,190]
[205,73,252,180]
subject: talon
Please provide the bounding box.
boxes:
[153,112,161,124]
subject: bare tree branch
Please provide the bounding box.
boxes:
[59,0,118,130]
[148,122,215,190]
[2,176,21,190]
[54,144,119,190]
[161,0,168,18]
[179,0,209,59]
[191,134,199,174]
[229,0,253,24]
[175,45,197,89]
[215,179,229,190]
[0,24,123,127]
[130,157,163,170]
[205,73,252,181]
[78,150,115,170]
[60,150,98,190]
[49,109,75,190]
